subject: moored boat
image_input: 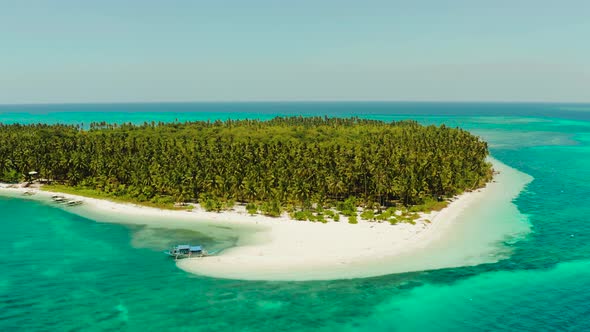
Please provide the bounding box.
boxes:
[52,195,67,203]
[65,199,83,206]
[165,245,208,259]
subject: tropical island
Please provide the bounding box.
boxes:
[0,116,533,281]
[0,116,492,223]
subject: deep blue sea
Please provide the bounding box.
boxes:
[2,102,590,331]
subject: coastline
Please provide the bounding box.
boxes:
[0,158,532,281]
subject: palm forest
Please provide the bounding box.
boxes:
[0,116,492,222]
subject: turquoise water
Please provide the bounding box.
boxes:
[2,102,590,331]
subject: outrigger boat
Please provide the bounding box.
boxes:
[52,195,67,203]
[65,199,83,206]
[50,194,82,206]
[165,245,208,259]
[23,191,36,196]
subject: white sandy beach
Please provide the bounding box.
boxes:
[0,158,532,281]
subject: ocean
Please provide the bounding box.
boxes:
[1,102,590,331]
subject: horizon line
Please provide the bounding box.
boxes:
[1,99,590,107]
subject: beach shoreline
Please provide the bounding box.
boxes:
[0,158,532,281]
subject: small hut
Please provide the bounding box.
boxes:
[26,171,39,182]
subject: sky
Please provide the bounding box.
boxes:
[1,0,589,104]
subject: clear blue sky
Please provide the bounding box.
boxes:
[1,0,589,104]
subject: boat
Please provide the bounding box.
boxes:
[165,245,208,259]
[65,199,83,206]
[23,191,36,196]
[52,195,67,203]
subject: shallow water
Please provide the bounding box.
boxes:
[1,102,590,331]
